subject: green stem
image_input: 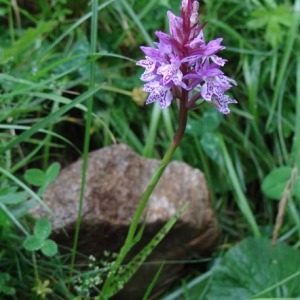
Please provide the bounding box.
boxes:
[125,100,188,244]
[69,0,98,280]
[128,141,177,242]
[102,102,188,294]
[32,253,39,282]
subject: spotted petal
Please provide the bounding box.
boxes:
[157,59,183,85]
[144,81,173,108]
[136,56,156,73]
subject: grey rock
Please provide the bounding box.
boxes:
[33,144,220,299]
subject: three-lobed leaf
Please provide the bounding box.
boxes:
[23,218,57,257]
[24,162,61,191]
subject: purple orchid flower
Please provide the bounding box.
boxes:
[136,0,237,114]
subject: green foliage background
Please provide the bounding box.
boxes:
[0,0,299,299]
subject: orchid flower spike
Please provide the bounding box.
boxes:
[136,0,237,114]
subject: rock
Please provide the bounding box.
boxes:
[33,144,220,299]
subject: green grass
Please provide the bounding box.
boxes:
[0,0,300,299]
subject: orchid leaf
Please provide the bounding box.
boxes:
[207,237,300,299]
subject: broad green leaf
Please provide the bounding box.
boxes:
[41,240,58,257]
[34,218,52,240]
[206,237,300,299]
[23,236,43,251]
[24,169,46,187]
[45,162,61,183]
[262,167,297,200]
